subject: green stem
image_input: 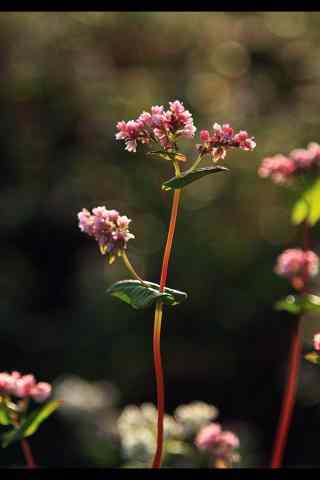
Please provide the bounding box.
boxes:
[184,154,203,175]
[122,251,148,287]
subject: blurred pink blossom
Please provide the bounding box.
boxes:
[275,249,319,288]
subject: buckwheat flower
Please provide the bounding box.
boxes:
[77,206,135,264]
[195,422,222,450]
[258,154,296,184]
[30,382,52,403]
[213,431,240,466]
[116,100,196,154]
[275,249,319,288]
[289,148,315,170]
[197,123,255,162]
[307,142,320,165]
[115,119,149,153]
[313,333,320,352]
[0,372,13,394]
[14,374,36,398]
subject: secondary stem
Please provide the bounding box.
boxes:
[152,187,181,468]
[122,250,148,287]
[21,439,36,469]
[270,220,310,468]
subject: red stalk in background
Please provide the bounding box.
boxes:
[271,220,310,468]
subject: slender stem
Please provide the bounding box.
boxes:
[152,187,182,468]
[122,251,148,287]
[270,317,301,468]
[185,154,203,175]
[21,439,36,469]
[270,220,310,468]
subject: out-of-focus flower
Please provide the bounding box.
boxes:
[313,333,320,352]
[174,401,219,437]
[116,100,196,153]
[0,371,52,403]
[197,123,256,162]
[77,206,134,264]
[195,423,240,468]
[30,382,52,403]
[259,142,320,185]
[258,154,296,184]
[195,422,222,450]
[275,248,319,289]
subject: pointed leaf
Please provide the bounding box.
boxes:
[305,352,320,365]
[292,178,320,226]
[107,280,188,310]
[162,166,229,191]
[1,400,61,448]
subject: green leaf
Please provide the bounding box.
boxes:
[147,151,186,162]
[292,178,320,226]
[107,280,188,310]
[305,352,320,365]
[275,294,320,316]
[1,400,61,448]
[162,166,229,191]
[275,295,302,315]
[0,404,10,426]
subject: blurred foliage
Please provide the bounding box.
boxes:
[1,12,320,467]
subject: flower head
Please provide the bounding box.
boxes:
[78,206,134,264]
[115,100,196,153]
[259,142,320,185]
[197,123,255,162]
[0,371,52,403]
[275,248,319,289]
[195,422,222,450]
[195,423,240,467]
[258,154,296,184]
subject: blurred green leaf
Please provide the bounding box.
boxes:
[305,352,320,365]
[1,400,61,448]
[275,295,301,315]
[0,404,10,426]
[162,166,229,191]
[275,294,320,315]
[107,280,188,310]
[292,178,320,225]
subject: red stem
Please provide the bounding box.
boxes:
[270,318,301,468]
[152,189,181,469]
[270,220,310,468]
[21,439,36,469]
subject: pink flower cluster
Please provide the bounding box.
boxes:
[314,333,320,352]
[0,371,51,403]
[259,142,320,184]
[197,123,256,162]
[78,206,134,262]
[195,422,240,466]
[275,248,319,289]
[115,100,196,153]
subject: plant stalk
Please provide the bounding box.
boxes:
[270,220,310,468]
[21,439,36,469]
[152,187,181,468]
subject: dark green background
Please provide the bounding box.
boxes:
[1,12,320,467]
